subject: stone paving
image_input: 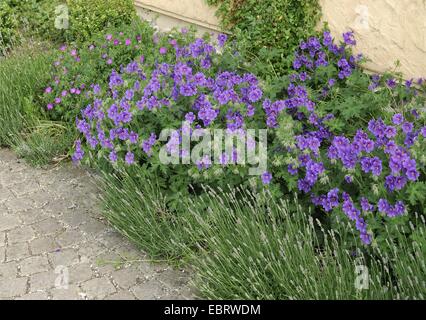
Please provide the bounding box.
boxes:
[0,149,194,300]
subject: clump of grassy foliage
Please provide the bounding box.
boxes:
[189,188,426,299]
[0,42,74,166]
[14,121,75,167]
[0,42,52,146]
[99,167,425,299]
[98,166,201,263]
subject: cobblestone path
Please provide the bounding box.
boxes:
[0,149,193,300]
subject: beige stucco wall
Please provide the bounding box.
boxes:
[135,0,426,79]
[134,0,220,35]
[320,0,426,79]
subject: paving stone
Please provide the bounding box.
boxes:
[105,290,136,300]
[79,218,108,237]
[0,214,20,232]
[135,262,159,280]
[96,230,124,249]
[42,199,70,215]
[48,248,80,267]
[111,265,142,289]
[18,209,49,225]
[7,226,36,244]
[114,242,146,260]
[68,263,93,284]
[50,285,83,300]
[30,237,59,255]
[4,197,34,212]
[158,294,187,300]
[55,229,85,247]
[178,286,199,300]
[0,186,14,203]
[0,232,5,247]
[77,241,107,262]
[130,280,166,300]
[17,291,49,300]
[6,242,30,261]
[81,278,116,299]
[59,211,88,227]
[156,268,191,289]
[93,251,123,275]
[9,181,40,197]
[0,277,28,298]
[0,261,17,279]
[19,256,50,276]
[1,171,27,186]
[33,218,64,235]
[30,270,58,291]
[0,203,8,214]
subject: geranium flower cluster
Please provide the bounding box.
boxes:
[70,31,265,179]
[273,31,425,244]
[41,23,187,122]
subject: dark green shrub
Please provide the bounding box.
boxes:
[11,0,63,42]
[65,0,137,43]
[207,0,322,76]
[0,1,19,54]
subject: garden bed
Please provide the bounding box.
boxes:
[1,0,425,300]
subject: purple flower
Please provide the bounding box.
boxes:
[342,31,356,46]
[261,172,272,185]
[371,157,382,176]
[185,112,196,123]
[384,125,397,138]
[247,86,263,102]
[344,175,353,183]
[159,47,167,55]
[125,151,135,165]
[129,132,139,144]
[288,164,298,175]
[142,133,157,156]
[392,113,404,125]
[109,151,118,162]
[71,139,84,163]
[360,197,374,212]
[401,122,413,133]
[217,34,228,47]
[386,78,397,89]
[360,233,372,245]
[327,188,340,208]
[298,179,312,193]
